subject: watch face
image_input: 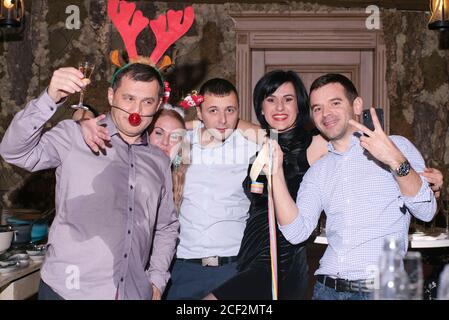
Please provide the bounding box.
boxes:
[397,160,411,177]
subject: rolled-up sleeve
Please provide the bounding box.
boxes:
[392,136,437,222]
[146,165,180,294]
[279,168,323,245]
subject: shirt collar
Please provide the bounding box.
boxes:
[327,132,362,155]
[100,112,149,146]
[192,125,238,149]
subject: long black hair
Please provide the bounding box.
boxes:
[253,70,310,130]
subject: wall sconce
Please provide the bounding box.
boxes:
[0,0,24,28]
[429,0,449,30]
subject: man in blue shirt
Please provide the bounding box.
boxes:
[273,74,437,300]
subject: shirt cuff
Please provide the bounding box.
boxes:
[402,177,433,205]
[34,88,67,115]
[278,214,303,243]
[147,272,168,295]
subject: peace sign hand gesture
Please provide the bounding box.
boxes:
[348,108,406,170]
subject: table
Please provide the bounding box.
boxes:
[0,260,42,300]
[314,230,449,249]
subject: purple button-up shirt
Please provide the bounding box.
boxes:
[0,90,179,300]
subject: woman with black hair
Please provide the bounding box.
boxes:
[205,70,328,300]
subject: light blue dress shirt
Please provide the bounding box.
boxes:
[280,133,437,280]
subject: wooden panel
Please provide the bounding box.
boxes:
[375,34,390,133]
[265,64,359,96]
[236,32,252,121]
[233,12,381,32]
[232,10,389,132]
[251,51,265,123]
[265,51,363,65]
[360,51,374,108]
[160,0,428,11]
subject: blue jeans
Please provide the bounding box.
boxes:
[312,281,372,300]
[165,259,238,300]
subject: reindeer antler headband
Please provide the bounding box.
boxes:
[107,0,195,127]
[107,0,195,86]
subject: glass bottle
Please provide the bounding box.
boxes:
[377,237,411,300]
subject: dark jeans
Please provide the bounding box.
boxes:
[312,281,372,300]
[38,280,65,300]
[165,259,238,300]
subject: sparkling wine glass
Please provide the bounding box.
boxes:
[70,61,95,110]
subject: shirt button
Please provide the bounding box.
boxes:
[129,207,132,212]
[128,230,131,234]
[33,126,37,130]
[124,254,128,258]
[50,107,54,111]
[131,164,134,168]
[130,185,133,190]
[120,277,124,282]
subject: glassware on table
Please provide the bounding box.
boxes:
[403,251,423,300]
[70,61,95,110]
[438,264,449,300]
[376,237,410,300]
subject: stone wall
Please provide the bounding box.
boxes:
[382,10,449,192]
[0,1,447,209]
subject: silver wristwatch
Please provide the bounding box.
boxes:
[393,160,411,177]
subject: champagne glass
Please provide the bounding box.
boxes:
[70,61,95,110]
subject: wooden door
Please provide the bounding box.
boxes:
[232,11,389,132]
[251,49,375,124]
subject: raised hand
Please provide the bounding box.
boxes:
[349,108,406,170]
[261,139,284,176]
[47,67,87,104]
[79,114,111,153]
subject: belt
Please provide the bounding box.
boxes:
[316,275,375,293]
[177,256,238,267]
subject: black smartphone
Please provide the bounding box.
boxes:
[362,108,384,132]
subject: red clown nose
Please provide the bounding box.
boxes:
[128,113,142,126]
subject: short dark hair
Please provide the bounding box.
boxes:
[309,73,359,104]
[111,63,164,98]
[253,70,310,129]
[199,78,239,101]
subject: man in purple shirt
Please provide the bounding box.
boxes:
[0,63,179,300]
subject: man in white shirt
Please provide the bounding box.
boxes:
[165,78,259,299]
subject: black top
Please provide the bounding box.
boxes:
[237,124,313,274]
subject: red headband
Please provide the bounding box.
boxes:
[107,0,195,67]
